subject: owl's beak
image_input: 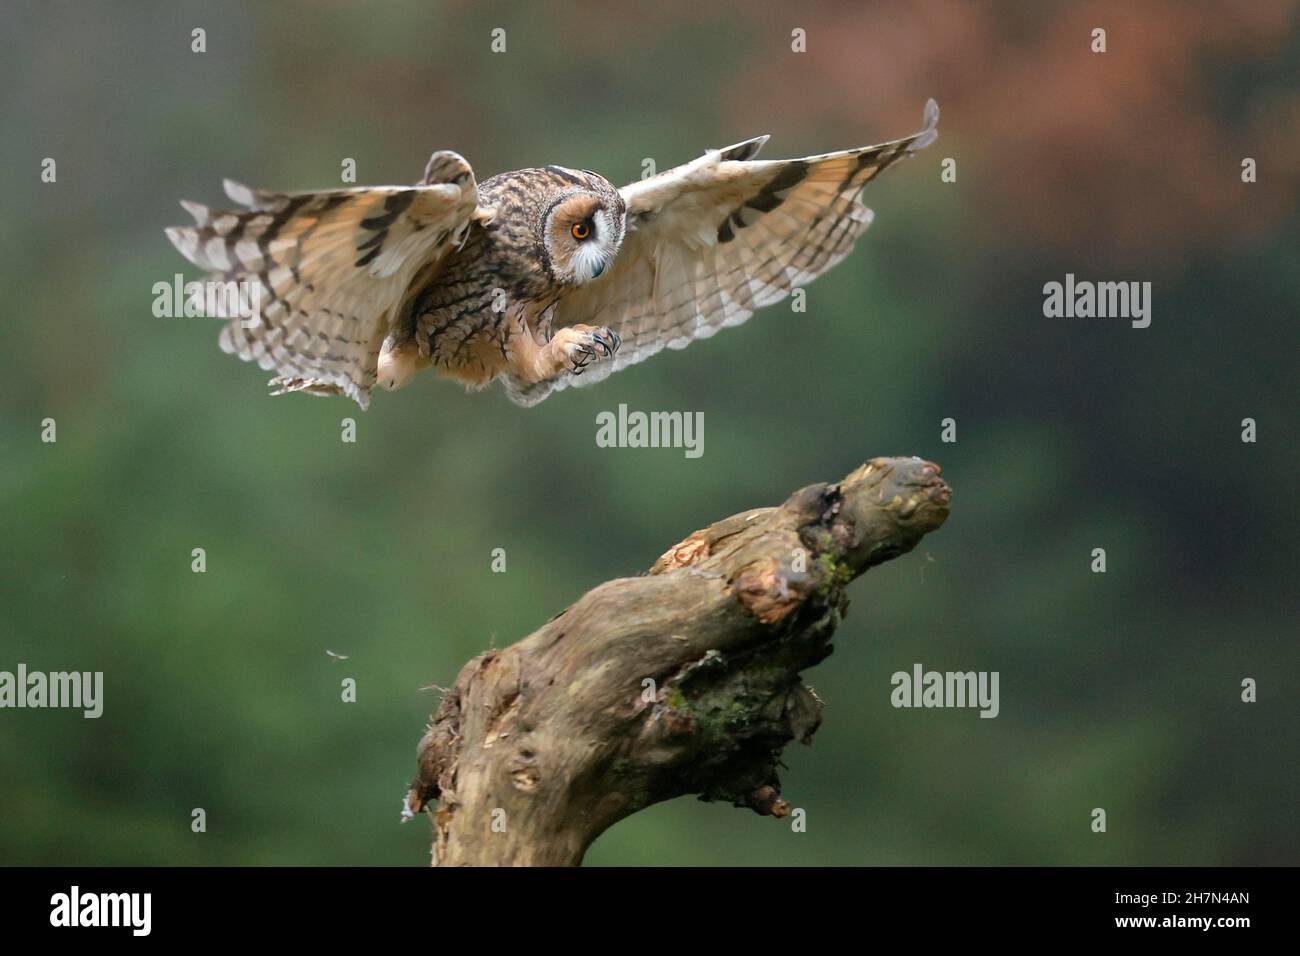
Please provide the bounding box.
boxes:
[590,261,606,280]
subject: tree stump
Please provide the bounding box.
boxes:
[406,456,951,866]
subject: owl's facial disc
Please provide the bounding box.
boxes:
[544,191,625,285]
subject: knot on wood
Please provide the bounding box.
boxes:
[733,557,809,624]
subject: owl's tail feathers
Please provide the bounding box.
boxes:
[213,318,371,409]
[266,375,362,404]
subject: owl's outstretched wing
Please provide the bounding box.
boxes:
[164,151,483,408]
[543,100,938,399]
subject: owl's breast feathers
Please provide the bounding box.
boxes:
[398,166,624,384]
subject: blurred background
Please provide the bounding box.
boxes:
[1,0,1296,866]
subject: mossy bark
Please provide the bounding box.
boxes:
[406,456,951,866]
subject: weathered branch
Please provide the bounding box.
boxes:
[406,456,951,866]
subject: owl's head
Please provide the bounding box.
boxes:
[539,170,626,286]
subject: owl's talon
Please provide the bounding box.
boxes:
[583,327,621,360]
[530,324,622,383]
[599,328,621,357]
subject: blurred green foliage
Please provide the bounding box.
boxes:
[0,1,1296,866]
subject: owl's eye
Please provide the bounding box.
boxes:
[571,221,591,241]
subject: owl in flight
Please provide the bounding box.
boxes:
[166,100,938,408]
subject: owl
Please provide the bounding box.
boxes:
[165,100,938,409]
